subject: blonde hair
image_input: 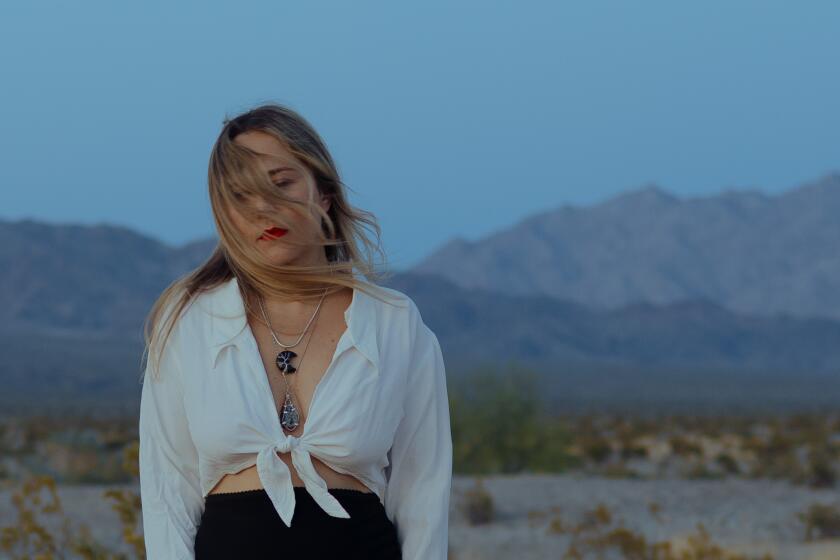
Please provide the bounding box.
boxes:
[141,102,397,382]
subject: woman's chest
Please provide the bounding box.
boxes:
[251,312,350,426]
[181,339,406,465]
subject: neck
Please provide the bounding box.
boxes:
[249,261,339,321]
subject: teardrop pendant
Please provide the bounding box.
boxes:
[279,392,300,431]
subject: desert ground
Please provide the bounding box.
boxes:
[2,473,839,559]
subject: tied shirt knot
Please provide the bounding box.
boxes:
[255,434,351,527]
[275,434,300,453]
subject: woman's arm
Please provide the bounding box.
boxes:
[384,300,454,560]
[138,322,203,560]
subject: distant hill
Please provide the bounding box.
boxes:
[391,271,840,376]
[2,267,838,417]
[0,218,216,335]
[413,171,840,321]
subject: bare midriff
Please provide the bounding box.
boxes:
[207,453,373,494]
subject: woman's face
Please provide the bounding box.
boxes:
[227,130,330,267]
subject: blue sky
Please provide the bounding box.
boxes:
[1,1,838,271]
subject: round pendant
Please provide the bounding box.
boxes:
[276,350,298,374]
[279,392,300,431]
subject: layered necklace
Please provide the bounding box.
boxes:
[257,288,329,432]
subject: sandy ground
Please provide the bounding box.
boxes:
[1,474,839,559]
[449,474,840,560]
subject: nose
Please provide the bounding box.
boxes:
[250,200,284,228]
[251,195,274,213]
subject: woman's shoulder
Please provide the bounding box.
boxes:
[360,282,437,350]
[152,280,223,350]
[358,282,420,326]
[361,281,412,307]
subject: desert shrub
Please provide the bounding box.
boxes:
[462,478,494,526]
[669,434,702,457]
[449,366,578,474]
[715,452,740,475]
[562,517,774,560]
[805,447,837,489]
[547,515,566,534]
[0,441,145,559]
[619,438,648,460]
[572,503,612,534]
[0,474,115,558]
[579,434,612,464]
[748,446,805,482]
[799,502,840,540]
[602,462,639,479]
[677,523,773,559]
[687,463,723,480]
[587,527,649,559]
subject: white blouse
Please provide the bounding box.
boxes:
[138,274,453,560]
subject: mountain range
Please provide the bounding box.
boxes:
[2,171,839,415]
[415,172,840,321]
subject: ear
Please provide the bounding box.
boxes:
[319,192,331,215]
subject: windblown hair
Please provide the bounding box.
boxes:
[141,102,395,383]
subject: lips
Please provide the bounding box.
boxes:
[260,226,288,240]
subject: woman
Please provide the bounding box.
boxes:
[138,103,452,559]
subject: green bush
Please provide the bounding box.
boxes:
[450,365,577,474]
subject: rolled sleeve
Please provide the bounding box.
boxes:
[138,323,203,559]
[384,303,453,560]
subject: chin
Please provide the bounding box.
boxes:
[261,246,297,264]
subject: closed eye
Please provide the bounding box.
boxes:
[231,181,290,200]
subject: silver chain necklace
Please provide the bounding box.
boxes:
[257,289,328,432]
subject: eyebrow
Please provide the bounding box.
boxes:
[268,167,296,176]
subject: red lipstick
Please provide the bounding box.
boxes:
[259,226,288,240]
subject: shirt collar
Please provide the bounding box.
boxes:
[202,275,380,371]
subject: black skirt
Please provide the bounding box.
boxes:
[194,486,402,559]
